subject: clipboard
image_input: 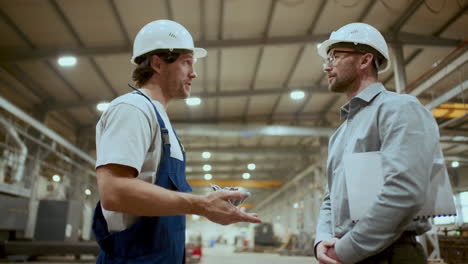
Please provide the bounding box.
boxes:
[343,151,457,221]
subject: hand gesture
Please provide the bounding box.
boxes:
[201,190,261,225]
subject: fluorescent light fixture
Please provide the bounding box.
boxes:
[58,56,77,67]
[451,161,460,168]
[204,173,212,180]
[52,174,61,182]
[203,164,212,171]
[85,189,92,195]
[185,97,201,106]
[247,163,256,170]
[202,151,211,159]
[97,102,110,112]
[242,172,250,179]
[290,90,305,100]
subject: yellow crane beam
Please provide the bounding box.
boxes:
[431,103,468,119]
[187,179,283,188]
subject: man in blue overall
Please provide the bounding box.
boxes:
[93,20,261,263]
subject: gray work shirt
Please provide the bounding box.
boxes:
[315,83,439,263]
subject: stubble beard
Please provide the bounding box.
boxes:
[328,70,357,94]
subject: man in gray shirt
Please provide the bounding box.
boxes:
[314,23,439,264]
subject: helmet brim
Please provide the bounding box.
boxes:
[317,39,342,59]
[193,47,207,59]
[317,39,391,73]
[130,47,207,65]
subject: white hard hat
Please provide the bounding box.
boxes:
[317,23,390,73]
[131,20,207,65]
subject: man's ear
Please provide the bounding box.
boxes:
[360,53,374,71]
[150,55,162,74]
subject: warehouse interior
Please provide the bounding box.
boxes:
[0,0,467,263]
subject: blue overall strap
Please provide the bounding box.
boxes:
[128,84,170,146]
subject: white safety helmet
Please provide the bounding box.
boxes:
[317,23,390,73]
[131,20,207,65]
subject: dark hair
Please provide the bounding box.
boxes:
[132,49,192,87]
[328,42,384,77]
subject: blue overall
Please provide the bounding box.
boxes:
[92,88,192,263]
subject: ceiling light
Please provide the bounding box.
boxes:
[451,161,460,168]
[97,102,110,112]
[52,174,61,182]
[204,173,212,180]
[242,172,250,179]
[247,163,256,170]
[290,90,305,100]
[58,56,77,67]
[203,164,212,171]
[185,97,201,106]
[202,151,211,159]
[85,189,92,196]
[293,202,299,209]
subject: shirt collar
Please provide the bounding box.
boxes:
[340,83,386,120]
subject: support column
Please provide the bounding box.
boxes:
[24,143,51,239]
[22,109,49,239]
[391,43,408,94]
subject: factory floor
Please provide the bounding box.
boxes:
[200,244,318,264]
[1,244,317,264]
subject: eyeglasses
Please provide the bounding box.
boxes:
[322,50,365,70]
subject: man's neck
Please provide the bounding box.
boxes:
[141,82,170,110]
[345,77,377,100]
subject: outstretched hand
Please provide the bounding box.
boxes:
[201,190,261,225]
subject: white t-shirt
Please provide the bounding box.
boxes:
[95,89,183,231]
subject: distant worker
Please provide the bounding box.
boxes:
[314,22,441,264]
[92,20,261,264]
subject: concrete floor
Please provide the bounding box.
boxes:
[1,245,318,264]
[201,245,317,264]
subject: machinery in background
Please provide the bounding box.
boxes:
[428,225,468,264]
[254,222,276,247]
[34,200,83,241]
[0,194,28,241]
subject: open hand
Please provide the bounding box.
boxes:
[201,190,261,225]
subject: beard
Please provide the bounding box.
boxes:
[328,68,358,94]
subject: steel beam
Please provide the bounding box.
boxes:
[176,124,334,137]
[243,0,277,122]
[186,158,300,167]
[0,33,461,63]
[108,0,131,45]
[0,96,95,165]
[255,163,317,210]
[187,179,282,188]
[410,48,468,97]
[425,80,468,110]
[44,85,327,111]
[383,5,467,87]
[188,145,317,156]
[388,0,425,33]
[391,43,408,93]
